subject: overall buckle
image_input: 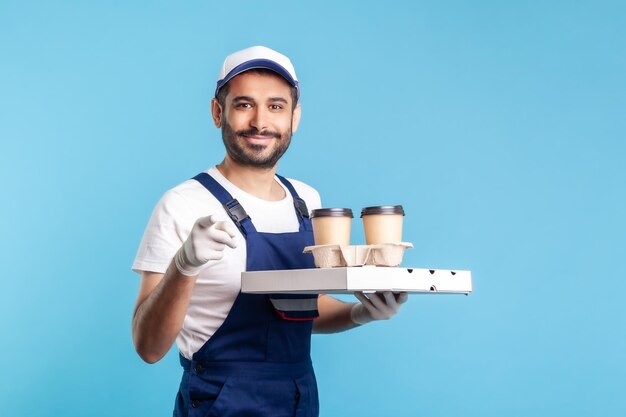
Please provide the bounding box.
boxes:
[293,197,309,219]
[223,199,250,225]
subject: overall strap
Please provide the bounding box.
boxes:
[192,172,257,236]
[275,174,312,231]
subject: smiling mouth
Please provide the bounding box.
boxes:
[236,127,281,148]
[243,134,273,139]
[240,134,277,145]
[238,128,280,139]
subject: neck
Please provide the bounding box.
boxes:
[216,156,285,201]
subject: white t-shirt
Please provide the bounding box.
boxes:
[132,167,322,359]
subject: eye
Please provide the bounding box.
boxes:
[235,103,253,109]
[269,104,284,111]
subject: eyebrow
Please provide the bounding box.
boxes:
[232,96,255,103]
[231,95,289,104]
[267,97,289,104]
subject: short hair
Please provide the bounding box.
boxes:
[215,68,298,111]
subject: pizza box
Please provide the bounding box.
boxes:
[241,266,472,295]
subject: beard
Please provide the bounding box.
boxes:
[221,119,292,169]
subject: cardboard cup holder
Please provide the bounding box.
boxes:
[303,242,413,268]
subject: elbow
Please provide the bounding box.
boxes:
[134,341,165,364]
[132,319,165,364]
[133,332,165,364]
[139,351,162,364]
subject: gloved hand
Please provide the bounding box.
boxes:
[174,215,238,276]
[351,291,408,325]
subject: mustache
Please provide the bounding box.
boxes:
[237,128,281,140]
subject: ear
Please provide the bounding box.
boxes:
[211,98,223,128]
[291,103,302,134]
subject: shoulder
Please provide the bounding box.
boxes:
[154,177,221,220]
[157,180,200,212]
[282,177,322,211]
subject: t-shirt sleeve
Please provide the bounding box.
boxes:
[131,189,195,274]
[307,188,322,211]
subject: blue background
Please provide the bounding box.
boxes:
[1,1,624,416]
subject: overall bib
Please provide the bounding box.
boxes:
[173,173,319,417]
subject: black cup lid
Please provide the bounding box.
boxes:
[360,205,405,217]
[310,208,354,218]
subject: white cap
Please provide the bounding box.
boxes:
[215,46,299,100]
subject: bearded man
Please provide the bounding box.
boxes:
[131,46,407,417]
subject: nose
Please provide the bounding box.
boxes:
[250,107,269,132]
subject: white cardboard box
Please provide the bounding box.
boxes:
[241,266,472,295]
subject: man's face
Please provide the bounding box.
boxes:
[216,71,300,169]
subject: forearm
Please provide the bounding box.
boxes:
[312,294,360,334]
[132,261,196,363]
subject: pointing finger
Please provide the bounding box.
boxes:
[195,215,217,228]
[213,220,238,239]
[209,225,237,249]
[213,222,238,248]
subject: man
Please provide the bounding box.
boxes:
[132,46,407,417]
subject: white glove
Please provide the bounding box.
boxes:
[174,215,238,276]
[351,291,408,325]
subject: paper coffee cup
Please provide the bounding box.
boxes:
[361,205,405,244]
[310,208,353,246]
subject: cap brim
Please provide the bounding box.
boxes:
[215,59,299,99]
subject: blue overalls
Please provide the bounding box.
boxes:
[173,172,320,417]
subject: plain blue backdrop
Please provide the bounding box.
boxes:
[1,1,625,416]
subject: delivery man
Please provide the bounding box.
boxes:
[131,45,408,417]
